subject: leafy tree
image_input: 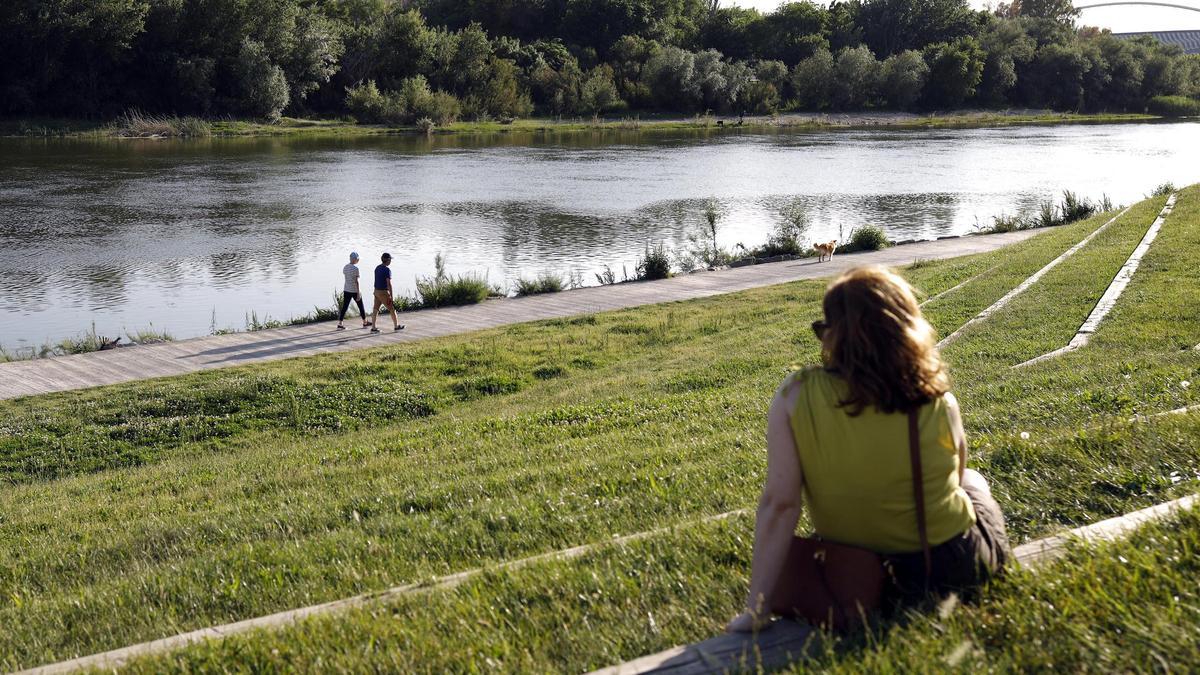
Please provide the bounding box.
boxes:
[697,6,763,61]
[832,45,881,109]
[642,45,698,109]
[1024,42,1090,109]
[561,0,657,54]
[468,57,533,118]
[530,56,584,115]
[858,0,980,56]
[235,38,290,120]
[752,1,830,65]
[609,35,661,106]
[580,65,623,114]
[755,59,790,99]
[791,47,836,110]
[921,37,985,108]
[976,19,1035,105]
[1017,0,1079,24]
[880,49,929,108]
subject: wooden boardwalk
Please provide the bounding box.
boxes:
[0,231,1038,401]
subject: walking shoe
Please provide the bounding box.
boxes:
[395,325,405,332]
[370,327,381,334]
[336,325,346,331]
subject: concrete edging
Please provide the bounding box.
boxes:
[937,207,1131,349]
[1015,194,1178,369]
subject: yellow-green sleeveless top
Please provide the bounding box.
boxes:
[787,367,975,555]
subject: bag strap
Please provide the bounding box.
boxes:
[908,408,932,588]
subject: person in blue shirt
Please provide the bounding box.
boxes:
[369,252,404,333]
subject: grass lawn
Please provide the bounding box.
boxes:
[1,186,1197,671]
[2,111,1160,140]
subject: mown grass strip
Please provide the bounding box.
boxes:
[113,497,1200,674]
[1015,193,1179,368]
[937,206,1131,348]
[17,510,751,675]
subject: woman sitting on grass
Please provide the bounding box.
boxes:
[728,266,1010,633]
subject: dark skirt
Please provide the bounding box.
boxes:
[885,483,1012,603]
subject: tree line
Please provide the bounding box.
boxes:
[3,0,1198,124]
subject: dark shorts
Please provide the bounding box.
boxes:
[885,483,1011,603]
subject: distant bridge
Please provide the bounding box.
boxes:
[1077,1,1200,11]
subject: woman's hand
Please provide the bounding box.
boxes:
[726,610,772,633]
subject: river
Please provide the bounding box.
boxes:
[1,120,1197,350]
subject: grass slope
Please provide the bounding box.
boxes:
[1,187,1198,670]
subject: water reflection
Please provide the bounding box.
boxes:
[1,121,1198,347]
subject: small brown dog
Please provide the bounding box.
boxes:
[815,240,838,262]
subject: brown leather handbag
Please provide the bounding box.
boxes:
[772,409,931,631]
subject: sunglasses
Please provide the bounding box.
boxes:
[811,320,827,339]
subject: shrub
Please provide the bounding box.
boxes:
[1060,190,1096,223]
[580,65,624,115]
[114,110,211,137]
[346,79,461,126]
[345,80,405,124]
[1151,182,1176,197]
[595,265,618,285]
[751,200,811,257]
[413,90,462,125]
[636,243,672,281]
[987,213,1032,233]
[416,117,436,134]
[837,225,891,253]
[514,272,566,296]
[416,253,490,308]
[1147,95,1200,118]
[1036,200,1059,229]
[738,80,781,114]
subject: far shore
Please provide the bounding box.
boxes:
[1,109,1165,140]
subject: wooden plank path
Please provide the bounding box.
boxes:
[0,231,1039,401]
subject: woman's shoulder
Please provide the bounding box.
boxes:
[775,365,835,398]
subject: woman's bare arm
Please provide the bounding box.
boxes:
[944,392,968,482]
[727,384,804,632]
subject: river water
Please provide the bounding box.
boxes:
[1,121,1197,349]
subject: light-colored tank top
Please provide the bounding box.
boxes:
[787,366,975,554]
[343,263,360,294]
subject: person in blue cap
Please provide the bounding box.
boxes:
[336,252,371,330]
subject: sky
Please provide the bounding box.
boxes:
[727,1,1200,33]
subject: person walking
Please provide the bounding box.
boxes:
[369,252,405,333]
[336,252,371,330]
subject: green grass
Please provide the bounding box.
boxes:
[1,111,1161,140]
[1,187,1198,670]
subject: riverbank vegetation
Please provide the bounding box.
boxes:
[982,188,1115,233]
[1,186,1197,670]
[0,325,173,362]
[3,0,1197,137]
